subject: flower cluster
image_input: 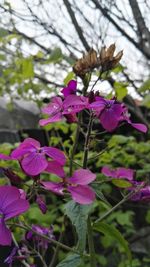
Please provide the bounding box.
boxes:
[101,166,150,201]
[39,80,147,133]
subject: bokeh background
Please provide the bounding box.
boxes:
[0,0,150,266]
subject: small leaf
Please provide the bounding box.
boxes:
[111,179,132,188]
[114,81,128,100]
[49,47,63,63]
[22,57,34,79]
[92,184,112,207]
[64,200,92,252]
[93,222,132,261]
[142,95,150,108]
[64,72,75,85]
[56,254,82,267]
[0,28,9,37]
[138,79,150,92]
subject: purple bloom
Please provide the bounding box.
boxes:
[41,168,96,205]
[39,94,89,126]
[4,247,18,266]
[26,225,55,250]
[131,186,150,201]
[121,106,148,133]
[0,186,29,246]
[89,97,123,132]
[61,80,77,97]
[11,138,66,176]
[101,166,134,181]
[36,195,47,214]
[89,96,148,133]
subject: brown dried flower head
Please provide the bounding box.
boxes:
[73,43,123,77]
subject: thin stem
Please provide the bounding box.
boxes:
[49,230,63,267]
[87,217,97,267]
[94,184,145,224]
[82,112,96,267]
[83,112,93,169]
[8,223,89,257]
[28,244,48,267]
[69,113,82,176]
[12,234,31,267]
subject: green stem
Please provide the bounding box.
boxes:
[83,113,93,169]
[94,184,145,224]
[8,223,89,257]
[82,112,96,267]
[87,217,97,267]
[69,113,82,176]
[12,234,31,267]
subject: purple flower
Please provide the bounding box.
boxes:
[0,186,29,246]
[36,195,47,214]
[11,138,66,176]
[89,97,124,132]
[121,106,148,133]
[41,168,96,205]
[101,166,134,181]
[89,96,148,133]
[39,94,89,126]
[61,80,77,97]
[131,186,150,201]
[26,225,55,250]
[4,247,18,266]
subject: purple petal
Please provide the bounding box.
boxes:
[4,199,29,220]
[45,161,65,177]
[100,104,123,131]
[42,147,66,165]
[61,80,77,97]
[0,153,11,160]
[11,138,40,159]
[36,195,47,214]
[0,218,12,246]
[129,122,148,133]
[21,138,40,148]
[39,113,63,126]
[89,99,106,111]
[116,168,134,181]
[68,185,95,204]
[0,186,20,210]
[63,95,88,114]
[21,152,48,175]
[101,166,117,178]
[41,97,63,115]
[69,169,96,185]
[41,181,64,195]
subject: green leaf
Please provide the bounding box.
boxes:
[49,47,63,63]
[111,64,125,73]
[0,28,9,37]
[93,222,132,261]
[111,179,132,188]
[138,79,150,93]
[114,81,128,100]
[56,254,82,267]
[64,200,92,252]
[64,71,75,85]
[92,184,112,207]
[22,57,34,79]
[142,95,150,108]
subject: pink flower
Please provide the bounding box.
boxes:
[61,80,77,97]
[41,168,96,205]
[101,166,134,181]
[11,138,66,176]
[89,96,147,133]
[0,186,29,246]
[39,93,89,126]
